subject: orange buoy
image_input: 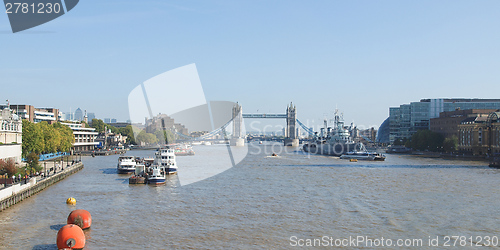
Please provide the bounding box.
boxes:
[56,224,85,249]
[67,209,92,230]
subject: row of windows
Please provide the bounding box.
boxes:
[459,128,500,146]
[1,121,20,132]
[75,134,96,138]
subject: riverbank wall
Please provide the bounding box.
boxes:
[0,162,83,211]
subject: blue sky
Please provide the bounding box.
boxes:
[1,0,500,130]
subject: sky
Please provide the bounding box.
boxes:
[1,0,500,131]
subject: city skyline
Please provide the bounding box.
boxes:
[2,1,500,129]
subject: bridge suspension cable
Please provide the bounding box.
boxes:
[295,119,316,136]
[172,118,234,141]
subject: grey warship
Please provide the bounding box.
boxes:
[303,110,365,156]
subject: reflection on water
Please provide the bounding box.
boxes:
[0,143,498,249]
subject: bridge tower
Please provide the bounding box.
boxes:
[284,102,300,147]
[231,102,245,146]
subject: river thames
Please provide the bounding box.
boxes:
[0,142,499,249]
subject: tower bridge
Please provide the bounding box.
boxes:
[231,102,312,147]
[173,102,315,147]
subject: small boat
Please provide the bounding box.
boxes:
[170,144,195,156]
[147,164,166,184]
[129,164,147,184]
[202,141,212,146]
[340,151,386,161]
[489,154,500,169]
[117,156,137,174]
[129,175,147,184]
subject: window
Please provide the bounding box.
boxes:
[478,128,482,145]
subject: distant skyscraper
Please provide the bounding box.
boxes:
[74,108,83,121]
[87,113,95,121]
[104,118,111,123]
[111,118,117,123]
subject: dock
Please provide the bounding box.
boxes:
[79,149,127,156]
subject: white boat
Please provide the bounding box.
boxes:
[154,148,178,175]
[117,156,137,173]
[147,164,166,184]
[202,141,212,146]
[340,151,386,161]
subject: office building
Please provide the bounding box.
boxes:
[389,99,500,143]
[74,108,83,121]
[430,109,496,139]
[9,104,62,124]
[87,113,95,122]
[61,122,99,152]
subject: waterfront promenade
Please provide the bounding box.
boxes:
[0,160,84,211]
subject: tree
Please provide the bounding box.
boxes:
[26,152,42,173]
[443,136,458,153]
[136,130,158,145]
[393,138,403,146]
[53,122,74,152]
[22,120,45,157]
[91,119,106,133]
[154,130,175,144]
[409,130,444,152]
[119,125,136,144]
[39,121,60,153]
[0,158,17,178]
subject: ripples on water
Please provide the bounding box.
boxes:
[0,142,499,249]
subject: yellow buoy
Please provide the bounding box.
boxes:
[66,197,76,205]
[350,159,358,162]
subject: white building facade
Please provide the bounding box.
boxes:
[61,122,99,152]
[0,108,22,164]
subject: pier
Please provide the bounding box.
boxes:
[79,149,127,156]
[0,162,84,211]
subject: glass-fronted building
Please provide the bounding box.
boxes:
[388,99,500,143]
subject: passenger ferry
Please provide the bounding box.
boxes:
[340,151,386,161]
[154,148,178,175]
[117,156,137,174]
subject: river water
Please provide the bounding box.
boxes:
[0,142,499,249]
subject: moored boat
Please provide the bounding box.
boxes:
[154,147,178,175]
[129,164,147,184]
[489,154,500,168]
[147,164,166,184]
[170,144,195,156]
[117,156,136,174]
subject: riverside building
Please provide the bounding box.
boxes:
[389,99,500,143]
[0,108,22,164]
[458,111,500,156]
[8,104,63,124]
[61,122,99,152]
